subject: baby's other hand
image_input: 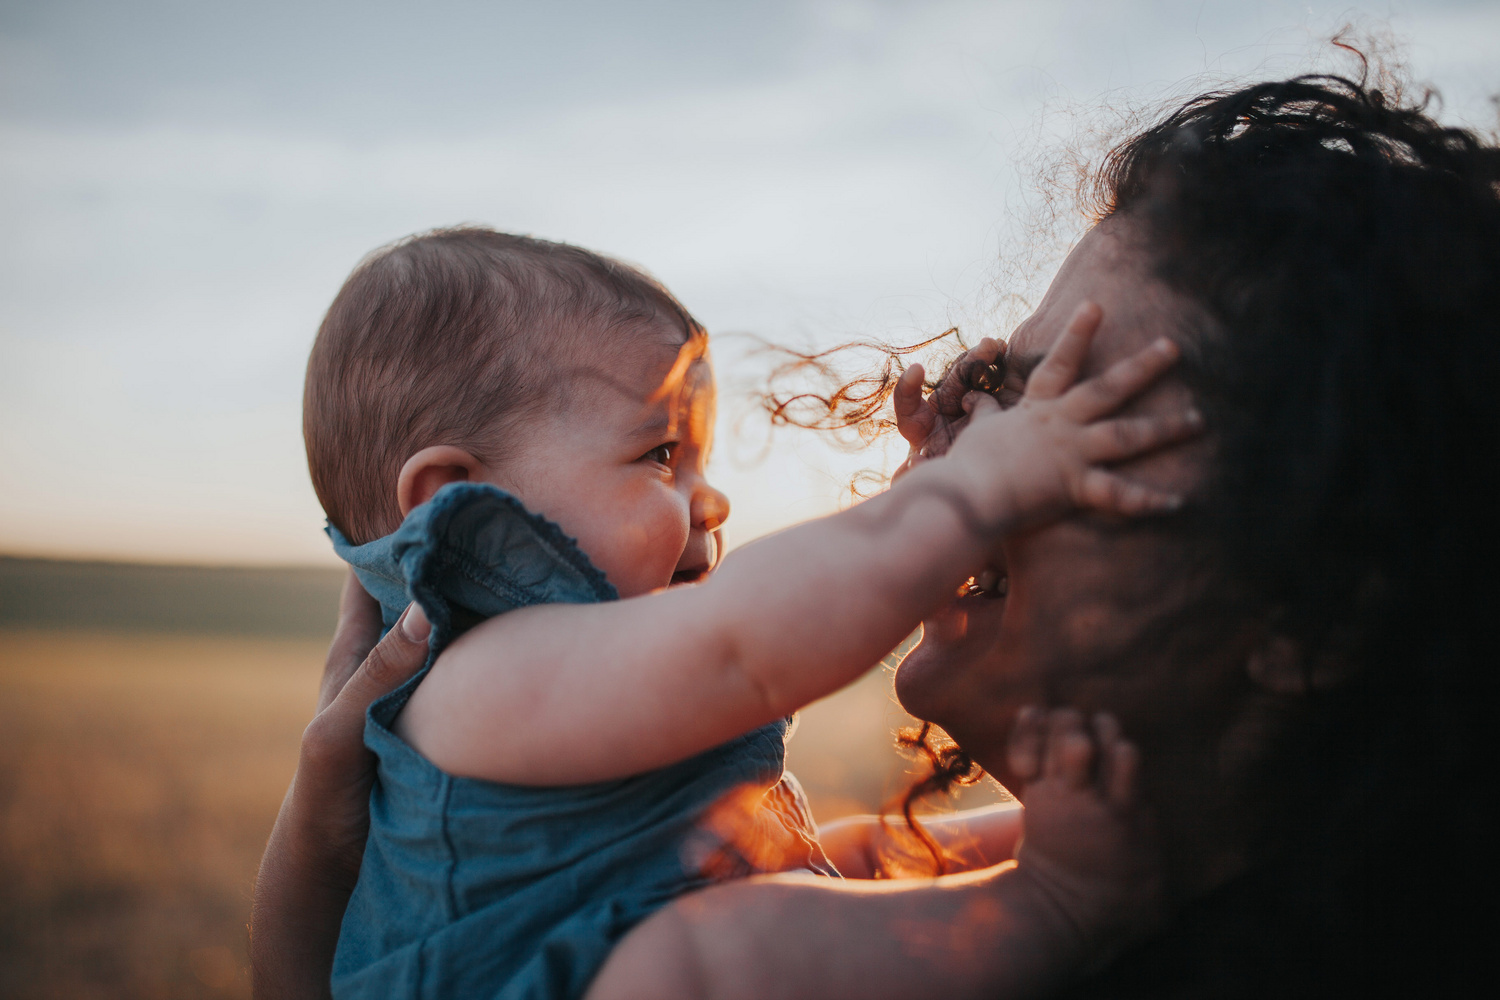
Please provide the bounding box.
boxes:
[892,337,1005,481]
[943,302,1201,530]
[1008,706,1163,961]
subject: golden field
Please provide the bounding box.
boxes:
[0,604,1004,999]
[0,631,320,998]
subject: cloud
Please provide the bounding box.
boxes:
[2,0,1494,562]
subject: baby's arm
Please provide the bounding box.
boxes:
[585,710,1160,1000]
[400,304,1199,784]
[820,802,1025,879]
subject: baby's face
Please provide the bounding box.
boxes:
[482,325,729,598]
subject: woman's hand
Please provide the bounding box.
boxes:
[250,572,430,1000]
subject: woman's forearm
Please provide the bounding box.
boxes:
[251,779,359,1000]
[586,863,1091,1000]
[250,584,431,999]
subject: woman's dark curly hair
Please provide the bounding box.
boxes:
[1081,70,1500,996]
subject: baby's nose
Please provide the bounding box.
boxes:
[693,482,730,533]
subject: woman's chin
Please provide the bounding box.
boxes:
[892,634,944,720]
[893,593,1005,722]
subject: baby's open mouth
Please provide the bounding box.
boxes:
[958,567,1008,599]
[670,567,709,587]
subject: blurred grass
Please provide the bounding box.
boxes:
[0,629,321,999]
[0,557,1004,999]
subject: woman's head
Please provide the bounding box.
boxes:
[1098,73,1500,673]
[903,74,1500,916]
[896,217,1245,845]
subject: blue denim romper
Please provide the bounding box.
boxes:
[328,483,838,1000]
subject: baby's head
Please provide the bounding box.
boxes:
[305,227,729,597]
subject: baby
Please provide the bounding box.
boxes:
[304,228,1192,999]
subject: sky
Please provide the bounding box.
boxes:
[2,0,1496,565]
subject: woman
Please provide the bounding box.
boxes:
[253,72,1500,997]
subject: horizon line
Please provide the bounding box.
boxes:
[0,551,345,573]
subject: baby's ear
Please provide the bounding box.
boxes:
[397,446,484,516]
[1245,630,1359,695]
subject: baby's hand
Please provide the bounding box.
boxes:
[1008,707,1163,960]
[891,336,1005,481]
[939,302,1200,530]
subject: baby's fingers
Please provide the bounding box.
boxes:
[1064,337,1180,422]
[961,390,1002,419]
[1041,708,1095,787]
[1091,713,1139,812]
[1007,705,1045,783]
[1084,408,1203,463]
[1023,303,1103,400]
[933,337,1004,417]
[1078,469,1184,517]
[1105,738,1140,814]
[894,363,931,446]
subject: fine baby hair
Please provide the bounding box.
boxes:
[303,227,703,544]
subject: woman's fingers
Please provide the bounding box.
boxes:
[1082,408,1204,463]
[302,603,430,777]
[318,570,385,713]
[1064,337,1181,422]
[1077,469,1184,516]
[330,603,430,721]
[1023,303,1103,400]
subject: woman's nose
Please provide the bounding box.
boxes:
[692,481,730,533]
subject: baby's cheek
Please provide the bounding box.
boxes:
[601,490,690,597]
[645,496,692,566]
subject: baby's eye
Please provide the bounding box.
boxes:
[641,443,676,467]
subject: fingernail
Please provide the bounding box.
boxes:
[399,604,431,643]
[1155,337,1178,354]
[1164,495,1185,510]
[1186,407,1204,427]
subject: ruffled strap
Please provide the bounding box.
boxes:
[392,482,617,648]
[328,482,617,646]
